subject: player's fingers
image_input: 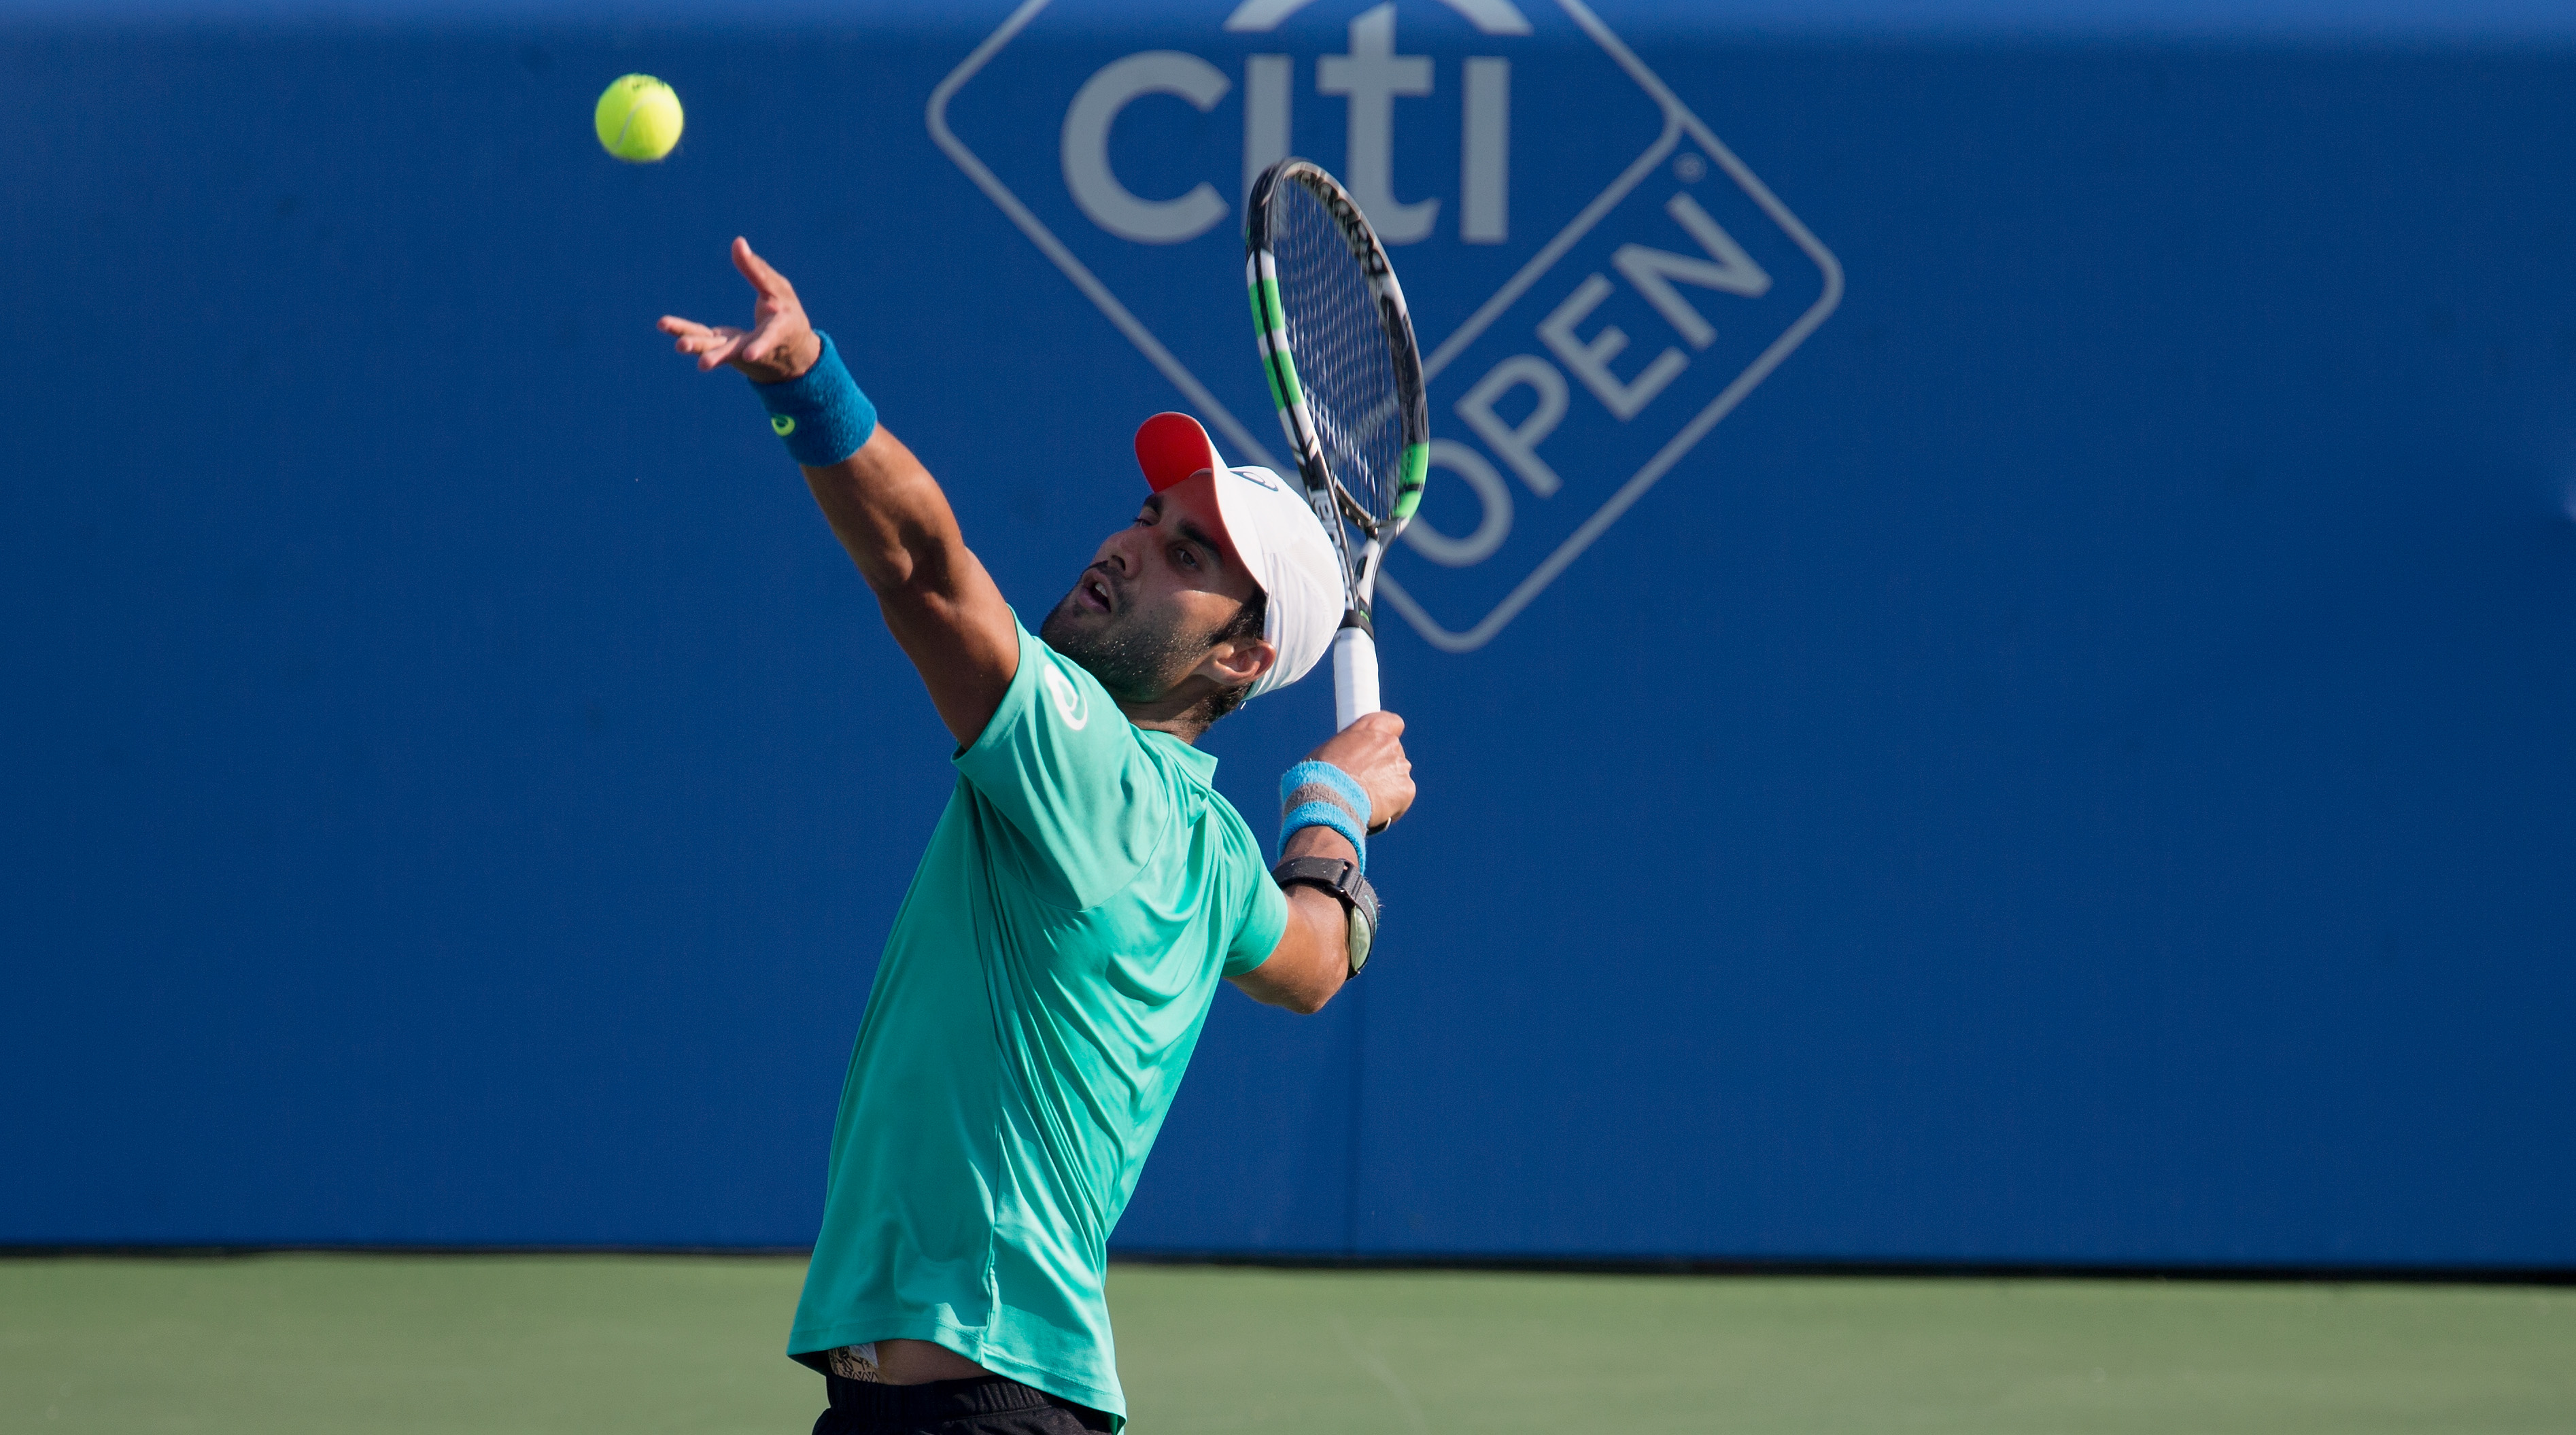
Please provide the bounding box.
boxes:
[1340,711,1405,751]
[669,324,741,356]
[743,313,802,365]
[1367,775,1414,833]
[734,237,796,300]
[1303,710,1407,777]
[698,332,749,371]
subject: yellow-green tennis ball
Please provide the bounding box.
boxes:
[595,74,683,163]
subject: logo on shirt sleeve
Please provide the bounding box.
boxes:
[1041,662,1090,729]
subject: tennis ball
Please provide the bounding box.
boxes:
[595,74,683,163]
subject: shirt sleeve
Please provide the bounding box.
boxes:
[955,621,1169,911]
[1223,824,1292,978]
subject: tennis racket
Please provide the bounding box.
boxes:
[1246,158,1430,733]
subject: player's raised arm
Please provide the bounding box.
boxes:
[660,237,1018,745]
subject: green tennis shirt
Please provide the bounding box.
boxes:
[788,620,1290,1426]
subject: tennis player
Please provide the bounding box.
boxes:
[659,239,1413,1435]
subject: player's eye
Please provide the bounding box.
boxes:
[1171,544,1199,570]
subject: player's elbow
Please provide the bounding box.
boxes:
[1280,954,1351,1015]
[1229,949,1345,1015]
[1282,982,1338,1017]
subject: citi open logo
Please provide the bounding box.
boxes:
[932,0,1840,651]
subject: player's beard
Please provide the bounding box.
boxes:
[1040,581,1206,704]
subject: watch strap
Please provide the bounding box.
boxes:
[1270,855,1380,976]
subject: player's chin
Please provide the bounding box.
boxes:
[1037,591,1103,646]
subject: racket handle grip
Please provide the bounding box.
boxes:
[1332,623,1379,730]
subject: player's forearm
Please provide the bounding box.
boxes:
[801,427,1018,745]
[1232,825,1357,1013]
[1284,823,1360,869]
[663,243,1016,741]
[799,426,965,594]
[1237,891,1350,1014]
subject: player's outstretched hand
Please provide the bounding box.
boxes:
[657,237,825,383]
[1308,711,1414,834]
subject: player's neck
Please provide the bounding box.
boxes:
[1120,702,1209,746]
[1112,670,1237,744]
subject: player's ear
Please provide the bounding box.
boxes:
[1204,635,1275,689]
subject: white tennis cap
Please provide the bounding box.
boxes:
[1133,412,1343,700]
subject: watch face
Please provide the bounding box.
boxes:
[1346,907,1374,977]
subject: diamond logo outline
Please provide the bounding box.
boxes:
[927,0,1843,653]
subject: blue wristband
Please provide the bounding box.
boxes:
[1279,760,1369,872]
[751,331,877,467]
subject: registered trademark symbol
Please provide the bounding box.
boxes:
[1674,152,1706,182]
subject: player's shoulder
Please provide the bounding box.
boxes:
[1136,733,1263,853]
[999,627,1255,849]
[1129,727,1218,802]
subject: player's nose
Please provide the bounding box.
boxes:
[1098,526,1144,574]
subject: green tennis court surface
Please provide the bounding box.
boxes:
[3,1256,2568,1432]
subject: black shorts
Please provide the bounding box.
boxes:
[812,1374,1116,1435]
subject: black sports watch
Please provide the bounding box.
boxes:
[1271,855,1379,976]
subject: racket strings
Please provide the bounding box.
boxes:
[1274,184,1406,536]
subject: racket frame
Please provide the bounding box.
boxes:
[1244,158,1430,729]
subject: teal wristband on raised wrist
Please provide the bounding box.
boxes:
[751,331,876,466]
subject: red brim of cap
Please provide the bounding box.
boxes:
[1134,411,1221,493]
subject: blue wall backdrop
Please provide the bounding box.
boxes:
[3,0,2573,1266]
